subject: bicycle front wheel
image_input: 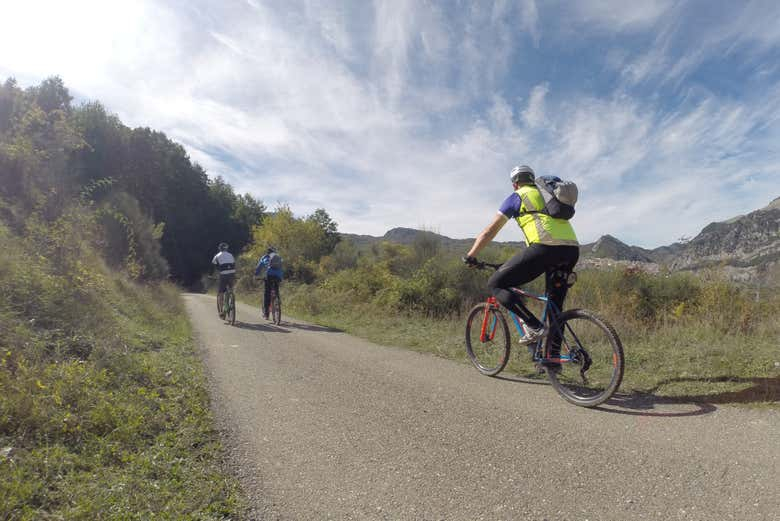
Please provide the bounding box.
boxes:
[546,309,624,407]
[272,294,281,325]
[465,303,510,376]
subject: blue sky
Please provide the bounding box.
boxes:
[1,0,779,247]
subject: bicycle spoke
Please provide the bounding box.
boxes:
[547,309,624,407]
[465,304,510,376]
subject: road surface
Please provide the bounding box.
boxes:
[184,293,780,521]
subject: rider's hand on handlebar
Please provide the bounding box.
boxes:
[462,255,478,267]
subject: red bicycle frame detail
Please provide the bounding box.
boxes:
[479,297,499,342]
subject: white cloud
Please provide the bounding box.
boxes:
[1,0,778,249]
[562,0,675,32]
[522,83,549,128]
[614,1,780,88]
[519,0,540,46]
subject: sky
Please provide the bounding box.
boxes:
[1,0,779,248]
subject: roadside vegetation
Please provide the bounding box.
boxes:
[1,77,247,519]
[235,211,780,406]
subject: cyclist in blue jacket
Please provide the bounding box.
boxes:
[255,246,284,320]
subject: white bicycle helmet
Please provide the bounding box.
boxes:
[510,165,535,185]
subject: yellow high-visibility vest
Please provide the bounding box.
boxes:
[514,185,578,246]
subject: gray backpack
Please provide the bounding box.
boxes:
[526,175,578,220]
[268,252,283,269]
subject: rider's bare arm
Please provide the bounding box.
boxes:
[467,213,508,258]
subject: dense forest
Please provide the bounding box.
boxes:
[0,76,267,285]
[0,76,257,518]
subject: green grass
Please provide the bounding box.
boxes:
[0,282,246,520]
[276,279,780,408]
[0,217,247,520]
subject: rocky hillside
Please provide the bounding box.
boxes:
[669,197,780,270]
[579,197,779,281]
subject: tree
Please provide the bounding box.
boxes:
[247,205,334,282]
[330,238,359,271]
[234,193,266,236]
[30,76,72,114]
[0,76,84,218]
[307,208,340,254]
[411,229,441,267]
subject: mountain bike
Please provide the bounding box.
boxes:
[214,282,236,326]
[464,260,624,407]
[265,277,281,325]
[223,285,236,325]
[210,275,236,326]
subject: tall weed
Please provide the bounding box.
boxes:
[0,209,243,519]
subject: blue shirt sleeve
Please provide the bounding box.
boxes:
[254,255,269,276]
[498,193,522,219]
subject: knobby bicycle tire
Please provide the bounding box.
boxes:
[545,308,624,407]
[271,293,281,325]
[465,303,511,376]
[227,291,236,325]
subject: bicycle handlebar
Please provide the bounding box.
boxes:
[462,257,502,271]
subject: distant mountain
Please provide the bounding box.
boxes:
[340,197,780,284]
[580,235,655,263]
[668,196,780,271]
[341,227,525,253]
[383,227,459,247]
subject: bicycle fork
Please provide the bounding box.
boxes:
[479,297,500,342]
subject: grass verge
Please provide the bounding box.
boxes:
[0,281,247,520]
[275,281,780,408]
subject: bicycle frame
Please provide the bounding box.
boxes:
[266,278,279,308]
[479,288,572,365]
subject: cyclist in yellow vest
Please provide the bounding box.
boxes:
[464,165,579,345]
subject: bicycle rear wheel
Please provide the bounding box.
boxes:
[465,303,510,376]
[546,308,624,407]
[271,293,281,325]
[226,291,236,325]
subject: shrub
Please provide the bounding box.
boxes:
[96,192,168,281]
[323,264,402,301]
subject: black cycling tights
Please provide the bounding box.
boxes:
[487,244,579,329]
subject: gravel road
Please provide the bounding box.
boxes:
[184,293,779,521]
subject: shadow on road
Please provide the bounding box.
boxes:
[493,372,779,417]
[596,376,779,417]
[283,322,343,333]
[232,321,291,333]
[494,374,549,386]
[595,393,718,417]
[494,373,716,416]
